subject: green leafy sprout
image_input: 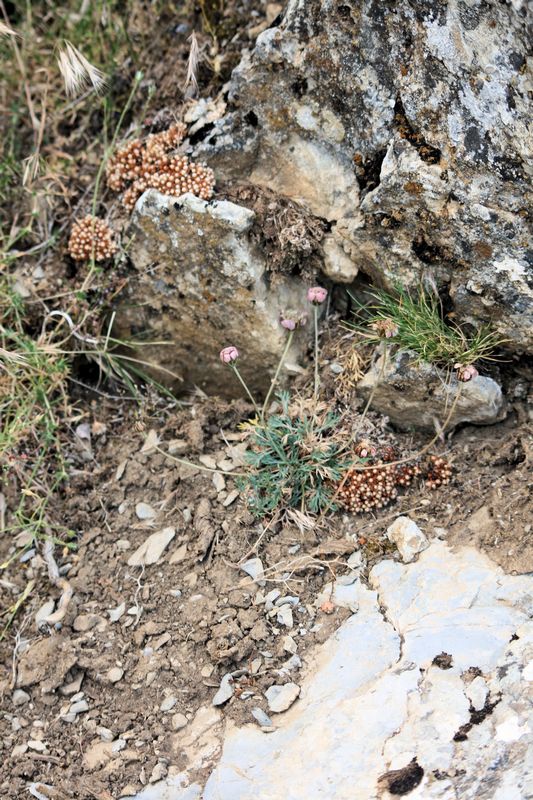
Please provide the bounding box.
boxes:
[237,392,352,518]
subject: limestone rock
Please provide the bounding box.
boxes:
[357,349,505,430]
[195,0,533,352]
[117,191,311,397]
[265,682,300,713]
[386,517,428,563]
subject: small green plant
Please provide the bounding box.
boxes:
[238,392,351,517]
[217,286,348,518]
[352,285,504,370]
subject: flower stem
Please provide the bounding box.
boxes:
[230,364,260,418]
[313,304,320,403]
[262,331,294,420]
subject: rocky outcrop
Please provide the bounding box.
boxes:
[195,0,533,352]
[357,348,506,430]
[115,191,311,396]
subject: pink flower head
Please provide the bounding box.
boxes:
[307,286,328,305]
[280,318,296,331]
[220,345,239,364]
[454,363,479,382]
[280,310,307,331]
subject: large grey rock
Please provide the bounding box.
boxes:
[357,348,505,430]
[196,0,533,352]
[132,541,532,800]
[116,191,311,397]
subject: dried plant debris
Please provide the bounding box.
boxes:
[337,446,452,514]
[222,182,327,279]
[106,123,215,211]
[68,215,117,262]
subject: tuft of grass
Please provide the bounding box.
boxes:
[238,392,352,518]
[351,286,505,367]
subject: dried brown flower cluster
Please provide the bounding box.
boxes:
[338,445,421,513]
[68,215,117,261]
[338,445,452,513]
[425,455,452,490]
[106,123,215,211]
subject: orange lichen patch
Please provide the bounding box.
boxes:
[106,122,215,211]
[68,215,117,261]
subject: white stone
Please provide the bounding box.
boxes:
[160,696,177,712]
[107,667,124,684]
[135,502,156,520]
[386,516,428,563]
[276,605,293,628]
[128,527,176,567]
[240,558,265,584]
[172,713,188,731]
[265,682,301,713]
[12,689,30,706]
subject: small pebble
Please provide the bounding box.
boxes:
[265,682,300,713]
[135,502,156,520]
[12,690,30,707]
[70,700,89,714]
[223,490,239,507]
[171,713,188,731]
[27,740,47,752]
[251,707,274,728]
[212,674,234,706]
[107,667,124,684]
[160,696,177,712]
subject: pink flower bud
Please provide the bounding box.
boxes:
[220,345,239,364]
[280,318,296,331]
[307,286,328,305]
[454,363,479,382]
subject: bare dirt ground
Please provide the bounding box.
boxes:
[1,368,531,799]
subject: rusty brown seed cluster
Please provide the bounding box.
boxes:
[425,455,452,490]
[106,122,215,211]
[68,215,117,261]
[338,445,451,513]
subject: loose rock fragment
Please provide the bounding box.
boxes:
[12,689,30,707]
[241,558,265,584]
[135,502,156,520]
[252,707,274,728]
[265,682,301,713]
[386,517,428,563]
[127,527,176,566]
[213,674,234,706]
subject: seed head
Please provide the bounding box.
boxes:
[220,346,239,364]
[57,41,107,97]
[454,363,479,382]
[370,318,399,339]
[68,215,117,262]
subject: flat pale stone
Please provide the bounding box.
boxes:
[128,527,176,567]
